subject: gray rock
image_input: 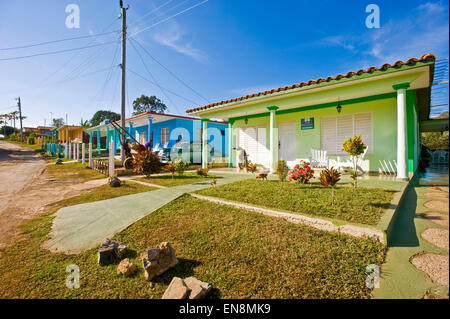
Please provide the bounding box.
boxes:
[161,276,212,299]
[117,258,137,277]
[184,276,212,299]
[109,176,121,187]
[98,238,127,265]
[162,277,190,299]
[140,242,178,281]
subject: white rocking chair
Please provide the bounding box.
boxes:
[309,148,329,168]
[337,147,368,173]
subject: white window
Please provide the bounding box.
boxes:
[161,128,169,145]
[321,113,372,155]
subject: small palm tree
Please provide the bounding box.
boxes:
[319,167,341,205]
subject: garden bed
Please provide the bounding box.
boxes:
[196,179,397,225]
[132,173,220,187]
[0,194,384,299]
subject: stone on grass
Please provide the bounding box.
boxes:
[140,242,178,281]
[98,238,128,265]
[117,258,137,277]
[161,276,212,299]
[161,277,190,299]
[184,276,212,299]
[109,176,121,187]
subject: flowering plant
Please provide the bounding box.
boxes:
[289,160,314,184]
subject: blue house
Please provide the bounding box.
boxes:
[99,112,228,164]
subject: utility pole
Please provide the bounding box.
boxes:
[16,97,23,142]
[120,0,128,163]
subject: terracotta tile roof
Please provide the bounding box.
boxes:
[186,53,436,114]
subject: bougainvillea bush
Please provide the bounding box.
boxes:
[289,160,314,184]
[132,150,162,178]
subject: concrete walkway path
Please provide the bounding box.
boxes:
[43,173,251,254]
[374,165,449,299]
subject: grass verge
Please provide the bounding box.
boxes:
[0,194,384,299]
[46,162,106,182]
[196,179,397,225]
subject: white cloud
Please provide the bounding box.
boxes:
[317,1,449,63]
[152,23,208,63]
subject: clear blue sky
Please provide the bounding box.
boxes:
[0,0,448,127]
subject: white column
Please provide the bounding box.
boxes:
[268,106,279,173]
[394,83,409,180]
[73,143,76,160]
[82,143,85,164]
[68,142,71,159]
[76,143,80,162]
[109,140,115,178]
[64,143,68,159]
[202,119,208,169]
[89,142,93,168]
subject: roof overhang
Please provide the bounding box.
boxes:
[190,63,434,120]
[420,118,449,132]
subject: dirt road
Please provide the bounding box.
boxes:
[0,141,106,250]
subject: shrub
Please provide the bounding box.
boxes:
[27,136,35,145]
[276,160,289,182]
[196,168,209,177]
[342,136,367,188]
[289,160,314,184]
[166,162,177,179]
[319,167,341,205]
[132,149,162,178]
[174,158,187,175]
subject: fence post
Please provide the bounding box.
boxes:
[76,143,80,162]
[82,143,85,164]
[109,140,115,178]
[68,143,72,159]
[89,142,93,168]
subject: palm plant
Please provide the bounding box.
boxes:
[319,167,341,205]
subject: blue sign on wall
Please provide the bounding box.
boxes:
[301,117,314,130]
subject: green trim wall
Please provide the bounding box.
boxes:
[406,90,418,173]
[231,95,401,173]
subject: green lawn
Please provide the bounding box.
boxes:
[46,162,106,182]
[133,172,220,187]
[196,179,397,225]
[0,194,384,299]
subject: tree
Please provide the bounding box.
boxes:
[90,110,120,127]
[421,132,449,151]
[52,118,64,128]
[0,125,15,136]
[132,95,167,115]
[342,135,367,188]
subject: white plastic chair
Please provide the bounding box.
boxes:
[337,147,368,173]
[309,148,329,168]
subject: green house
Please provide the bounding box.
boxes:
[187,53,438,180]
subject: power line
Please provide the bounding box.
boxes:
[0,30,120,51]
[128,68,201,106]
[128,0,209,38]
[0,41,116,62]
[128,0,175,27]
[129,39,182,114]
[130,38,210,103]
